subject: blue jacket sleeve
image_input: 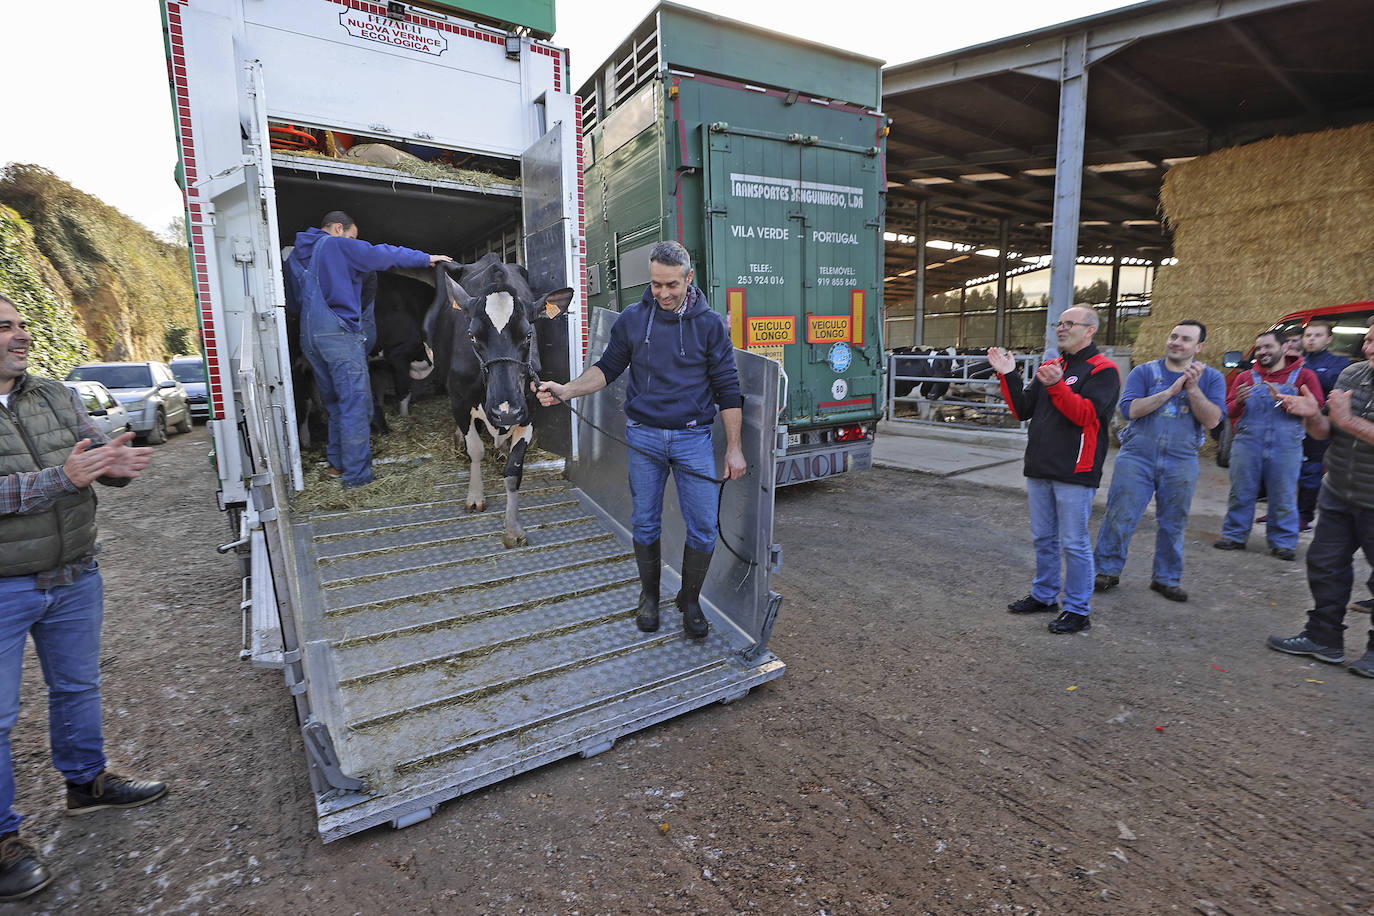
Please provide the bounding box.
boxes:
[1117,363,1149,418]
[592,310,634,384]
[706,317,744,410]
[337,237,431,273]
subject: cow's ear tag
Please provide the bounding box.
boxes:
[541,288,575,320]
[449,295,464,312]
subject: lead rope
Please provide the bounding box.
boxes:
[535,379,755,569]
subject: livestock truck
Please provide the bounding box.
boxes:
[162,0,783,842]
[579,2,888,486]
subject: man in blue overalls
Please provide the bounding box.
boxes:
[1093,320,1226,602]
[285,211,450,488]
[1215,330,1323,559]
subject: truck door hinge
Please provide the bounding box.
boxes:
[301,719,368,794]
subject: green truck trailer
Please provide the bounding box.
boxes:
[578,3,888,486]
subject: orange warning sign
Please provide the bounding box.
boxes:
[807,314,851,343]
[746,316,795,346]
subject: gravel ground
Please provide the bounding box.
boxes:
[9,425,1372,914]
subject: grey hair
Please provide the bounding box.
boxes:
[649,240,691,276]
[0,292,13,309]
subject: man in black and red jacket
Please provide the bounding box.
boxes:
[988,307,1121,634]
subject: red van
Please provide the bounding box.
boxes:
[1216,300,1374,467]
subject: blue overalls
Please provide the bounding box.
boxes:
[297,238,375,487]
[1220,366,1305,549]
[1095,360,1208,587]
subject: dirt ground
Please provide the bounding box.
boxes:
[10,425,1372,914]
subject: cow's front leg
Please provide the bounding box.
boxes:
[461,412,486,512]
[501,425,532,548]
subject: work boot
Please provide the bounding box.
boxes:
[1149,581,1188,602]
[66,770,168,815]
[0,834,53,902]
[676,546,713,640]
[1265,633,1345,664]
[1007,594,1059,614]
[1350,649,1374,678]
[633,540,662,633]
[1094,573,1119,592]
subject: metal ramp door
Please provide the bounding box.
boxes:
[289,465,781,841]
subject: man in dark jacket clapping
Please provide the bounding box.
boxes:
[988,308,1121,634]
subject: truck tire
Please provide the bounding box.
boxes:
[1216,421,1234,468]
[145,409,168,445]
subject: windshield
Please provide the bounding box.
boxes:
[171,361,205,384]
[67,365,153,389]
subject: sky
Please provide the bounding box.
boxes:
[0,0,1138,234]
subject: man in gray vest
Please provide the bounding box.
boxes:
[1270,317,1374,678]
[0,294,168,901]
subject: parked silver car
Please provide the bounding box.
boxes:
[62,380,134,440]
[65,361,192,444]
[169,355,210,422]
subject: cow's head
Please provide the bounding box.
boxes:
[442,265,573,427]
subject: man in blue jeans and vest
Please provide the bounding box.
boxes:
[286,211,450,487]
[989,307,1120,634]
[1215,330,1323,559]
[1093,320,1225,602]
[0,294,167,901]
[535,241,746,639]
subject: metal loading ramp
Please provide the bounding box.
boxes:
[287,325,782,842]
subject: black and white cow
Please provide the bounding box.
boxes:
[371,271,436,419]
[426,253,573,548]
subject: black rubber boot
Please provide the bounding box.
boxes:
[676,546,713,640]
[633,540,662,633]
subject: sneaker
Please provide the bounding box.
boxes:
[1265,634,1345,664]
[1350,651,1374,678]
[1149,581,1188,602]
[1094,573,1119,592]
[1349,598,1374,614]
[1269,547,1296,561]
[1007,594,1059,614]
[1213,539,1246,551]
[66,770,168,815]
[1048,611,1091,634]
[0,834,52,902]
[324,465,343,480]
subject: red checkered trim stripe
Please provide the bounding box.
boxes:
[166,3,225,419]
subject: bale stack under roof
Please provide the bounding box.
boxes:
[1139,122,1374,362]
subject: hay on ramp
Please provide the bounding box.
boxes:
[292,395,562,513]
[1137,122,1374,361]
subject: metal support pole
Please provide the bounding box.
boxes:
[995,218,1010,347]
[958,285,967,347]
[913,200,928,347]
[1107,256,1121,345]
[1045,32,1088,355]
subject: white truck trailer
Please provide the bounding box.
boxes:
[162,0,783,841]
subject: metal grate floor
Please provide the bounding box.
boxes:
[290,472,783,842]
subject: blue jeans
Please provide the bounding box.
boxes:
[625,422,719,553]
[1302,488,1374,652]
[1094,449,1199,587]
[1221,434,1302,549]
[1026,478,1096,616]
[301,301,373,487]
[1,563,108,836]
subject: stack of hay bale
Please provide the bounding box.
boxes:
[1139,121,1374,362]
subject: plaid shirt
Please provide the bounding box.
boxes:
[0,381,119,588]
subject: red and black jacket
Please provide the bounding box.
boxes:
[997,343,1121,487]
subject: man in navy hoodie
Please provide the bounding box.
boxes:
[285,211,449,487]
[535,241,746,639]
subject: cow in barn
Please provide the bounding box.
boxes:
[426,253,573,548]
[371,271,436,418]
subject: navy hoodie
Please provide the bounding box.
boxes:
[593,286,744,429]
[285,227,429,332]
